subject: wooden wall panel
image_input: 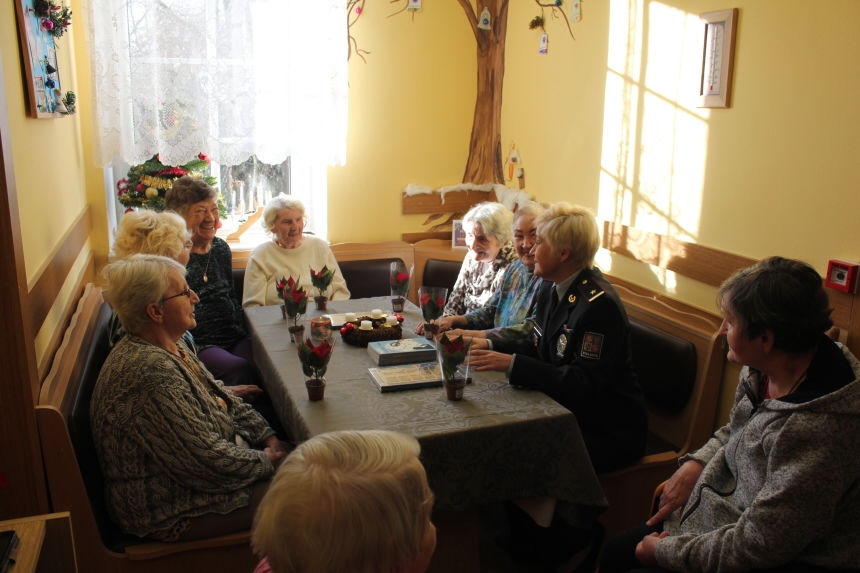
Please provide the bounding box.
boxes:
[26,206,92,334]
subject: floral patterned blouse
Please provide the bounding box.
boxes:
[442,242,517,317]
[463,258,543,339]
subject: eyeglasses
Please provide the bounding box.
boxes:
[162,286,192,302]
[184,241,194,249]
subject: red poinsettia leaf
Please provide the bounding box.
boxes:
[420,292,431,306]
[436,296,446,308]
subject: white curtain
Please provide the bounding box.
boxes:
[85,0,348,168]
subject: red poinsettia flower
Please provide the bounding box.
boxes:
[311,340,333,360]
[290,288,306,303]
[198,153,210,164]
[436,296,445,308]
[420,292,431,306]
[442,334,465,354]
[297,338,335,379]
[395,271,410,283]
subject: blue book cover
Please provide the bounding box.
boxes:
[366,338,437,365]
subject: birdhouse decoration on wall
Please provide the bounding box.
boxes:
[505,143,526,190]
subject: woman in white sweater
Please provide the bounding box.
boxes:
[243,196,350,308]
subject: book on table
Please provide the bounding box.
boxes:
[366,338,437,365]
[368,362,471,393]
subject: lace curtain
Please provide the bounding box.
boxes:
[85,0,348,168]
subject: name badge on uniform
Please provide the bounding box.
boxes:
[532,323,543,347]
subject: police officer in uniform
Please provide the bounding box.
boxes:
[469,203,647,570]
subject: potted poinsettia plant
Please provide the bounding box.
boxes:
[278,276,308,344]
[297,337,335,401]
[310,266,335,311]
[389,262,413,313]
[418,286,448,339]
[436,333,472,401]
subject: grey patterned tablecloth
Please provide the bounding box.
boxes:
[245,297,608,525]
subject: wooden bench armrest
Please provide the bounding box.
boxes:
[124,531,251,561]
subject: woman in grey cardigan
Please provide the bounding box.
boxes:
[92,254,288,541]
[601,257,860,573]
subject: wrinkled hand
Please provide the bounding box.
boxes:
[647,460,704,525]
[468,348,512,372]
[415,322,426,335]
[263,447,287,469]
[447,328,487,339]
[635,531,668,566]
[434,316,459,332]
[227,385,264,402]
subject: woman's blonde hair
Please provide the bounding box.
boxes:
[463,202,513,244]
[103,254,186,336]
[114,210,190,260]
[535,202,600,269]
[253,430,433,573]
[261,195,307,234]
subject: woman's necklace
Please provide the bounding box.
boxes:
[197,249,213,283]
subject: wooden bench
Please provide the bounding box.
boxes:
[36,284,259,573]
[598,278,725,538]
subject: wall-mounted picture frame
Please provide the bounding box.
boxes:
[452,220,467,248]
[14,0,68,118]
[698,8,738,109]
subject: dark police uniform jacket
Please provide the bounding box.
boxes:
[494,267,648,473]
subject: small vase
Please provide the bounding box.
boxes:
[424,322,440,340]
[391,296,406,313]
[289,324,305,345]
[306,378,326,401]
[314,295,328,311]
[443,378,467,401]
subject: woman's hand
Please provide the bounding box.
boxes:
[263,436,289,468]
[635,531,668,566]
[415,322,426,335]
[447,328,487,339]
[434,316,467,332]
[647,460,704,525]
[468,348,512,372]
[227,385,264,402]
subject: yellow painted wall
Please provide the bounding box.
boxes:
[1,0,100,364]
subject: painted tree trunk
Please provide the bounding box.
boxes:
[459,0,509,186]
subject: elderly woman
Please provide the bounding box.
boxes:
[243,196,349,308]
[601,257,860,573]
[92,254,288,541]
[416,201,517,335]
[252,430,436,573]
[165,177,253,388]
[434,202,546,340]
[469,203,647,570]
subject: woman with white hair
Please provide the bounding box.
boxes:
[252,430,436,573]
[92,254,288,542]
[243,196,349,308]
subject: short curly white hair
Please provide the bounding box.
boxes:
[261,195,307,234]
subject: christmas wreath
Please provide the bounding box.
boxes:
[116,153,226,218]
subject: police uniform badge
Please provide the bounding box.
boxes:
[532,323,543,347]
[580,332,604,359]
[556,324,572,357]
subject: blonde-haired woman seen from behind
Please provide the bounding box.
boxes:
[252,430,436,573]
[243,195,349,308]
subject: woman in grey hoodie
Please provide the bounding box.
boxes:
[601,257,860,573]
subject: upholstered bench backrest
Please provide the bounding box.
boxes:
[338,258,404,299]
[421,259,461,293]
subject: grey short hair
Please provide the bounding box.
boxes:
[462,202,513,244]
[103,254,186,336]
[164,176,218,216]
[535,202,600,270]
[261,195,307,234]
[114,210,191,260]
[253,430,432,573]
[512,201,548,232]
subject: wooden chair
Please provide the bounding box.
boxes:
[330,240,415,299]
[36,284,259,572]
[596,280,726,539]
[411,239,468,304]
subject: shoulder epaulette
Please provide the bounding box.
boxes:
[577,276,605,303]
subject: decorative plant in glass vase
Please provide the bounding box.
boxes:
[310,266,335,311]
[418,286,448,339]
[297,337,335,401]
[435,333,472,401]
[389,262,413,312]
[277,276,308,343]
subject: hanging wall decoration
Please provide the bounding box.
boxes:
[14,0,73,118]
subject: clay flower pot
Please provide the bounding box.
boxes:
[289,325,305,345]
[305,378,326,401]
[314,295,328,311]
[423,323,440,340]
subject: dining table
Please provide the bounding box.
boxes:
[244,296,608,528]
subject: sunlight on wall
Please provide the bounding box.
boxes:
[597,0,711,293]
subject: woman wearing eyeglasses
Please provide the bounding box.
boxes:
[92,254,289,541]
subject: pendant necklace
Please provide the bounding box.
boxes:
[198,249,212,283]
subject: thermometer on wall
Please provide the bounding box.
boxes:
[702,21,725,96]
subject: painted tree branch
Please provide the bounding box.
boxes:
[534,0,576,40]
